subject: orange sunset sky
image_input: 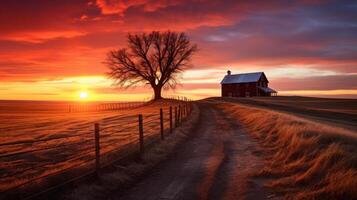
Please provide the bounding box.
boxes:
[0,0,356,101]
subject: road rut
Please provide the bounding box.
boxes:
[111,102,272,200]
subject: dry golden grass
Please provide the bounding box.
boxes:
[218,103,357,200]
[0,99,186,193]
[211,96,357,131]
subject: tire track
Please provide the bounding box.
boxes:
[114,102,275,200]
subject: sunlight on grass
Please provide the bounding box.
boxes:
[219,103,357,199]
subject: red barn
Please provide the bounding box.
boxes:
[221,71,277,97]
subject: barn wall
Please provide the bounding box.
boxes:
[221,74,272,97]
[222,83,259,97]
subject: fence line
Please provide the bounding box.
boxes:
[68,101,148,113]
[92,100,194,182]
[67,96,193,113]
[1,97,193,199]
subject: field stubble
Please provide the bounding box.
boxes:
[0,100,183,193]
[218,103,357,199]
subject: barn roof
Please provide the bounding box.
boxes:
[220,72,266,84]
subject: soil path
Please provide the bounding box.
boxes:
[111,102,273,200]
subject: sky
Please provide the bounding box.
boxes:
[0,0,356,101]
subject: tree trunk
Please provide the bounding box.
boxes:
[153,85,162,100]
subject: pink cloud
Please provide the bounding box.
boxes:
[0,30,87,43]
[96,0,181,15]
[0,0,356,100]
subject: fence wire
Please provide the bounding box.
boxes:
[0,100,193,198]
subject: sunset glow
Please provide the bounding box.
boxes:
[79,91,89,100]
[1,1,356,197]
[0,1,356,100]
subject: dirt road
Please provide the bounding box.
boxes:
[111,102,273,200]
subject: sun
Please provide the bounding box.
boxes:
[79,91,89,99]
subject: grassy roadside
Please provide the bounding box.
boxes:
[66,103,200,200]
[210,96,357,131]
[217,102,357,199]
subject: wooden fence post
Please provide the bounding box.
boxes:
[138,114,144,156]
[160,108,164,140]
[178,105,181,125]
[175,106,178,127]
[183,105,185,118]
[169,106,173,133]
[94,123,100,175]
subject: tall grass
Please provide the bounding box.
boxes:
[219,103,357,199]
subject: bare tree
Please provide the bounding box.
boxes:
[106,31,198,100]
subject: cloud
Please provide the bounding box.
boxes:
[187,2,357,73]
[1,0,357,100]
[1,31,87,43]
[95,0,300,31]
[270,75,357,91]
[96,0,180,15]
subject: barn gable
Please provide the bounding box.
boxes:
[220,72,268,84]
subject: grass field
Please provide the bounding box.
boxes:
[209,97,357,199]
[0,100,184,193]
[210,96,357,131]
[2,96,355,199]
